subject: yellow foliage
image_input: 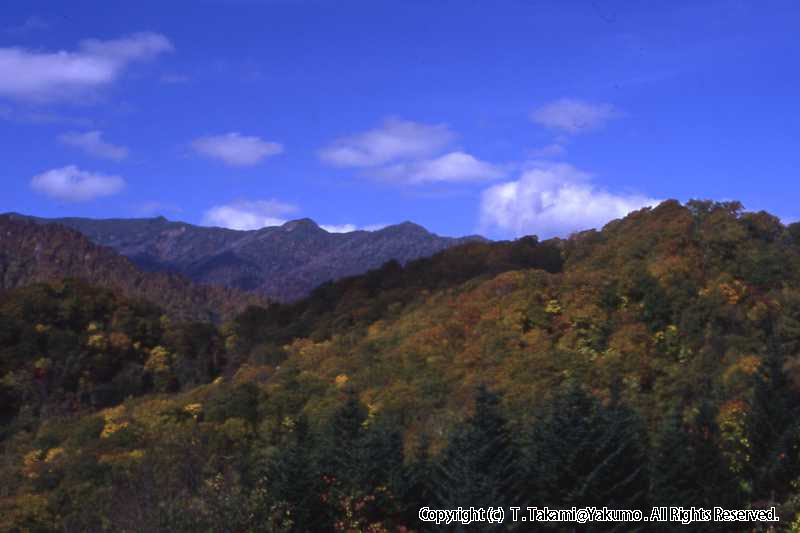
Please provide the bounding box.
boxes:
[99,449,146,467]
[44,447,64,463]
[101,419,129,439]
[282,416,296,430]
[87,333,108,350]
[101,405,129,438]
[145,345,171,373]
[184,403,203,419]
[335,374,349,387]
[22,449,43,479]
[544,299,561,314]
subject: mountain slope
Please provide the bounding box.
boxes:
[0,215,265,322]
[4,200,800,530]
[3,213,485,301]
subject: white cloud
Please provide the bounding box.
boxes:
[58,130,128,160]
[531,98,620,134]
[191,132,283,166]
[319,118,455,167]
[376,151,506,184]
[320,222,390,232]
[30,165,125,202]
[0,32,172,101]
[479,161,660,238]
[320,223,358,233]
[362,223,389,231]
[203,199,298,230]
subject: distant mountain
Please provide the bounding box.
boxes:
[0,215,265,322]
[4,213,486,301]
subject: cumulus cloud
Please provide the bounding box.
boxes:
[319,118,455,167]
[58,130,128,160]
[479,161,660,238]
[203,199,298,230]
[30,165,125,201]
[320,223,358,233]
[531,98,620,134]
[191,132,283,166]
[0,32,172,102]
[320,223,390,232]
[376,151,506,184]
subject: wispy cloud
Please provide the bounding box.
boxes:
[0,32,172,102]
[30,165,125,202]
[319,118,455,167]
[376,151,506,184]
[191,132,283,166]
[203,199,298,230]
[530,98,620,134]
[58,130,129,160]
[479,161,659,238]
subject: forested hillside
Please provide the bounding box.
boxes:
[3,200,800,531]
[0,216,265,322]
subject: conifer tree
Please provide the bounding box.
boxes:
[743,352,800,504]
[434,386,522,531]
[530,384,648,516]
[650,406,699,508]
[266,415,327,532]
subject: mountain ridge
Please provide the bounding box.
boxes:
[3,212,487,301]
[0,215,266,322]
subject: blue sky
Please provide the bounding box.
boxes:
[2,0,799,238]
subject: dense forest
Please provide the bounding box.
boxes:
[3,199,800,531]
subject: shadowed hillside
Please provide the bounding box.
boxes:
[0,215,265,322]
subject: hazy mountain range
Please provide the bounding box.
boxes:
[2,213,485,302]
